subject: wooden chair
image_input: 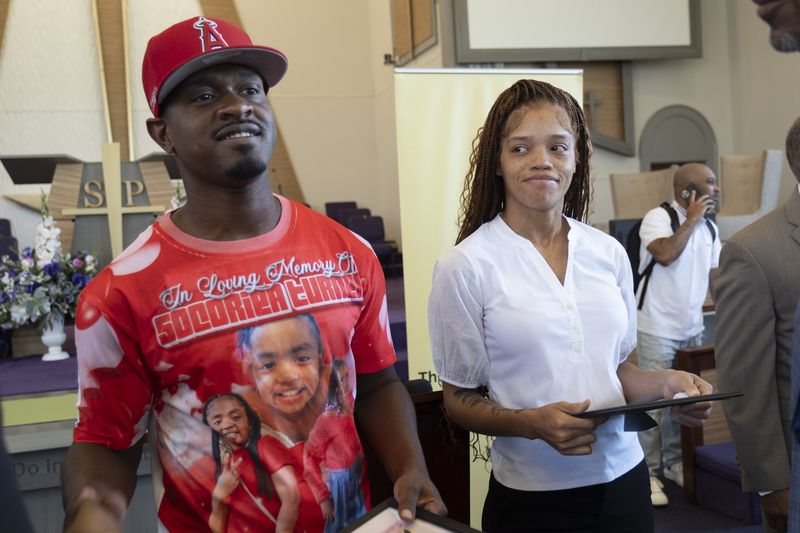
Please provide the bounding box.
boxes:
[716,150,783,241]
[675,345,726,502]
[675,345,761,524]
[609,166,677,219]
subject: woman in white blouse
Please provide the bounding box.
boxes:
[427,79,712,533]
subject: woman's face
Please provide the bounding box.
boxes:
[206,397,251,449]
[497,102,577,219]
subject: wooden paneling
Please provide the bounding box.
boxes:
[48,164,85,251]
[392,0,413,59]
[139,161,175,215]
[198,0,241,26]
[93,0,131,161]
[0,0,10,55]
[391,0,437,65]
[411,0,434,48]
[269,124,305,203]
[561,61,625,141]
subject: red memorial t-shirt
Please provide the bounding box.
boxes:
[72,196,396,532]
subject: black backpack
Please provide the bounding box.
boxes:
[625,202,716,309]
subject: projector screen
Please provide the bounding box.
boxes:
[454,0,700,63]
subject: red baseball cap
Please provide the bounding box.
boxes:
[142,16,288,117]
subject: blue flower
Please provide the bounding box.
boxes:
[21,247,33,259]
[71,273,88,287]
[44,262,61,276]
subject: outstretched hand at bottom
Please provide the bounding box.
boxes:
[393,467,447,522]
[65,486,127,533]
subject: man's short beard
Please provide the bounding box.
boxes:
[226,157,268,181]
[771,28,800,52]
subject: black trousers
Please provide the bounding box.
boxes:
[482,460,654,533]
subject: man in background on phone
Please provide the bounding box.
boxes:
[635,162,721,507]
[716,118,800,533]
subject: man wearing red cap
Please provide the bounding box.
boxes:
[60,16,445,533]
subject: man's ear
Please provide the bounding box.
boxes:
[146,117,175,154]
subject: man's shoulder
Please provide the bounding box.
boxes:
[641,204,674,225]
[727,207,784,248]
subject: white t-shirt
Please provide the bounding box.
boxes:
[428,214,643,491]
[637,201,721,340]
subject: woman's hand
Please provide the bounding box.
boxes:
[212,456,243,504]
[320,497,334,522]
[663,370,713,426]
[524,400,601,455]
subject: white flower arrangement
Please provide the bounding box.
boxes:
[0,194,97,330]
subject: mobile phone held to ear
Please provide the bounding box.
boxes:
[679,183,700,201]
[680,183,716,214]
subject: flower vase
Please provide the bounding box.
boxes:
[41,315,69,361]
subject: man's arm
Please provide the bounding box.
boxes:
[646,193,713,266]
[354,366,446,521]
[61,440,144,532]
[714,238,790,492]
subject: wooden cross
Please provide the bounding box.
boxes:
[60,143,164,258]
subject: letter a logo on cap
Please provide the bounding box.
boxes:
[193,16,228,52]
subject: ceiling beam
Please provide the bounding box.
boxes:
[0,0,10,56]
[92,0,132,161]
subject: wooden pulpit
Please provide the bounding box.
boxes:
[359,390,471,525]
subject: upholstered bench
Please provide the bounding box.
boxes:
[694,441,761,524]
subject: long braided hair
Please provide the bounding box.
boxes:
[456,79,593,244]
[203,392,273,499]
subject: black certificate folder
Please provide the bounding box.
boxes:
[577,392,743,432]
[341,498,482,533]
